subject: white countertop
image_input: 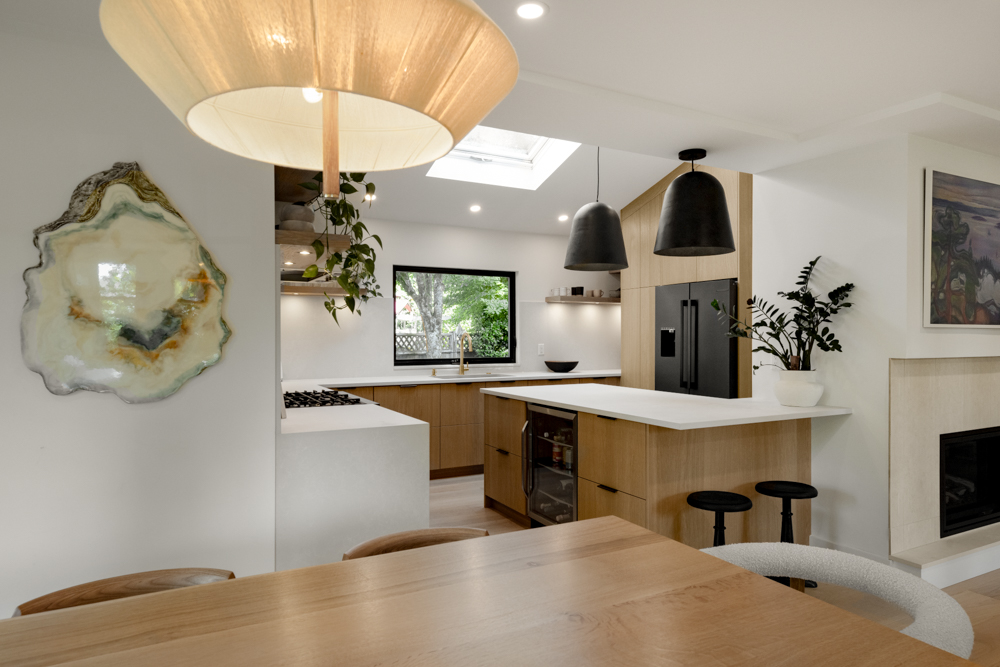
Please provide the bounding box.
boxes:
[479,384,852,431]
[281,404,426,435]
[282,369,621,391]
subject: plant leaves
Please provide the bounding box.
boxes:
[299,181,320,191]
[350,173,366,182]
[311,239,325,260]
[340,183,358,194]
[365,182,376,196]
[302,264,319,279]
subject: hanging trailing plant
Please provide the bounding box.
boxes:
[297,172,383,325]
[711,256,854,372]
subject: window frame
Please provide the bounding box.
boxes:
[392,265,517,367]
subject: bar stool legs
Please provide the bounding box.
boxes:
[713,511,727,547]
[755,480,819,589]
[686,491,753,548]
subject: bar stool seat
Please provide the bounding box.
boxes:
[687,491,752,546]
[755,480,818,501]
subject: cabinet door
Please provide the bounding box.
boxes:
[430,426,441,470]
[527,379,580,386]
[373,385,440,426]
[325,386,375,400]
[578,478,646,528]
[484,445,526,514]
[441,424,484,468]
[484,395,527,453]
[580,377,620,386]
[578,413,647,499]
[440,383,485,426]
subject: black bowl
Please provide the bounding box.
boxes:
[545,361,579,373]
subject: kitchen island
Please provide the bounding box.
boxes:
[278,401,429,570]
[480,383,851,548]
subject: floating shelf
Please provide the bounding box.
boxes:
[275,230,350,251]
[281,282,367,297]
[545,296,621,305]
[608,270,621,275]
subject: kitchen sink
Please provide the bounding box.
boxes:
[431,372,514,379]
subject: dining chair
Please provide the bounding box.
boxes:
[13,568,236,617]
[702,542,974,659]
[343,527,489,560]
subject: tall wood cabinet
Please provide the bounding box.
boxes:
[619,165,753,396]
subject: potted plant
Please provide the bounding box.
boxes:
[297,172,383,325]
[711,257,854,407]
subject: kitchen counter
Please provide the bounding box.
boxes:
[480,383,851,431]
[280,403,425,435]
[282,369,621,391]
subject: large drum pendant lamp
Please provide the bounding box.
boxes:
[564,147,629,271]
[99,0,519,197]
[653,149,735,257]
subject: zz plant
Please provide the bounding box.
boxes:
[711,257,854,372]
[297,172,383,325]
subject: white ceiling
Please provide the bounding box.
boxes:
[8,1,1000,235]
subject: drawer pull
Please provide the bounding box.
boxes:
[399,384,418,388]
[598,415,618,421]
[597,484,619,493]
[496,448,510,456]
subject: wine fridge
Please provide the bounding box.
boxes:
[522,404,578,527]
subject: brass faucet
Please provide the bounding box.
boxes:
[458,333,473,375]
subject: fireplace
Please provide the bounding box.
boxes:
[941,426,1000,538]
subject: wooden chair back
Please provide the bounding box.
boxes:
[343,527,489,561]
[13,568,235,617]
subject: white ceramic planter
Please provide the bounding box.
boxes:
[773,370,824,407]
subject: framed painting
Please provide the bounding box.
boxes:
[924,169,1000,327]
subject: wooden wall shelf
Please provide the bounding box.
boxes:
[281,282,368,297]
[275,230,350,250]
[545,296,621,305]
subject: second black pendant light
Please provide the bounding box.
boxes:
[654,149,735,257]
[564,147,629,271]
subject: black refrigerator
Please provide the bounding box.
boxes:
[655,278,738,399]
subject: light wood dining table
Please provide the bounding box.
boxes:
[0,516,974,666]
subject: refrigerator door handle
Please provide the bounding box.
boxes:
[520,420,532,497]
[689,299,698,391]
[679,300,689,388]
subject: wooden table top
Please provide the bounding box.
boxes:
[0,517,972,666]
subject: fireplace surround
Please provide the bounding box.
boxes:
[941,426,1000,538]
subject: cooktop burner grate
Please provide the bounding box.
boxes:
[283,390,369,408]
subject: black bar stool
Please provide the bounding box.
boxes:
[686,491,753,547]
[756,480,819,587]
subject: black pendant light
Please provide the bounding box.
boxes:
[564,146,629,271]
[653,149,735,257]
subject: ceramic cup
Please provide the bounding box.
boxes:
[586,290,595,297]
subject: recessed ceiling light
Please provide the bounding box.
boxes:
[284,261,294,265]
[364,194,377,201]
[301,87,323,103]
[299,250,311,255]
[558,214,569,222]
[470,204,482,212]
[517,3,547,19]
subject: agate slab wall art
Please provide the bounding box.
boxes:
[21,162,230,403]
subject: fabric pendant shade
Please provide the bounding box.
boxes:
[654,149,735,257]
[99,0,519,194]
[564,147,628,271]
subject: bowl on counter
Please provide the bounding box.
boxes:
[544,361,579,373]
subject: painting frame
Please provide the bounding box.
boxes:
[924,169,1000,328]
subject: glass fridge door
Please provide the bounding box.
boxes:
[527,404,578,525]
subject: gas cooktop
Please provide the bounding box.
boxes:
[283,390,377,409]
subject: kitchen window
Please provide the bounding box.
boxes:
[393,266,516,366]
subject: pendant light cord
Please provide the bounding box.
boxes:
[596,146,601,202]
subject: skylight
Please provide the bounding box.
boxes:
[426,125,580,190]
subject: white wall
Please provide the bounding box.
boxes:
[0,17,276,612]
[905,136,1000,359]
[753,137,910,561]
[280,218,621,380]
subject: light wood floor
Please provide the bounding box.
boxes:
[430,475,1000,665]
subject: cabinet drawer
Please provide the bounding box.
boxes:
[441,424,484,468]
[578,413,646,499]
[484,395,526,453]
[526,378,580,386]
[373,385,440,426]
[578,478,646,528]
[484,445,526,515]
[440,382,485,426]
